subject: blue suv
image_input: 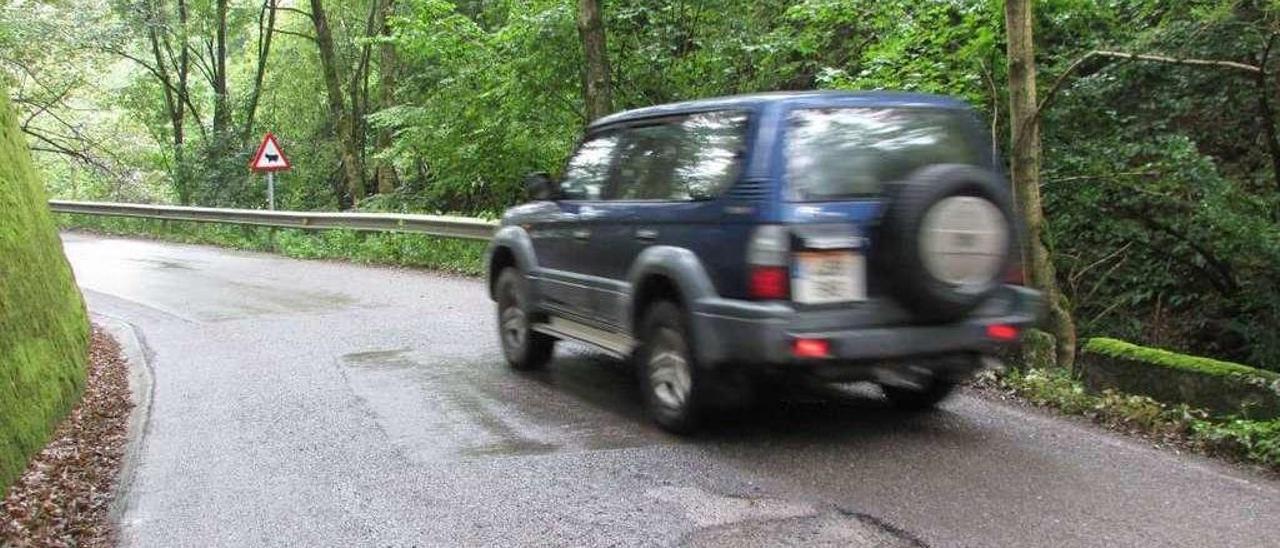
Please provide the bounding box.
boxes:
[487,91,1041,433]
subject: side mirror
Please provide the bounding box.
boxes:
[523,172,557,201]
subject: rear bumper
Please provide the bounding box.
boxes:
[690,286,1043,380]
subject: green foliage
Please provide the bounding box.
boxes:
[1040,1,1280,369]
[56,214,487,277]
[372,0,584,215]
[1084,338,1280,381]
[0,88,90,494]
[1193,417,1280,468]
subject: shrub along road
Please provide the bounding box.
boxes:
[61,232,1280,547]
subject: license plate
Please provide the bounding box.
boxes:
[792,251,865,304]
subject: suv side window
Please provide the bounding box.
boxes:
[605,110,748,201]
[676,110,749,199]
[560,133,620,200]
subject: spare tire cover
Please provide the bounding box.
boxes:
[876,164,1018,323]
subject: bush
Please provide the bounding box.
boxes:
[0,89,90,493]
[1193,418,1280,468]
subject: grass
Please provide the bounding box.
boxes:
[1084,337,1279,381]
[985,367,1280,471]
[0,89,90,494]
[56,214,488,277]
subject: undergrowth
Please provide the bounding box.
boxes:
[981,367,1280,471]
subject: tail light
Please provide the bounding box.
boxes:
[986,324,1020,341]
[792,337,831,358]
[748,225,789,300]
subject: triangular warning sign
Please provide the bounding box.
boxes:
[250,133,292,172]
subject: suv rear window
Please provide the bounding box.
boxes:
[786,107,987,200]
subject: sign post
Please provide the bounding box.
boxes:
[249,132,292,210]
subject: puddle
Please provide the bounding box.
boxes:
[69,243,361,322]
[337,347,659,462]
[129,257,197,270]
[342,348,417,370]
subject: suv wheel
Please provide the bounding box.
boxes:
[495,268,554,370]
[881,380,957,411]
[638,301,705,434]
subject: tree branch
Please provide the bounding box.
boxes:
[270,5,314,20]
[1016,49,1263,151]
[272,28,316,42]
[22,128,120,178]
[1091,49,1261,74]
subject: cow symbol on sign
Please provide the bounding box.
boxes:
[250,133,291,172]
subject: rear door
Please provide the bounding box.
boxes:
[580,111,753,329]
[781,105,994,314]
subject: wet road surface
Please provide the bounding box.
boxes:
[62,232,1280,547]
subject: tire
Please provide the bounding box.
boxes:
[495,268,555,371]
[882,380,957,412]
[877,164,1018,323]
[637,301,707,434]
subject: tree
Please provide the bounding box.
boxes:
[311,0,366,204]
[1004,0,1077,369]
[374,0,400,195]
[576,0,611,121]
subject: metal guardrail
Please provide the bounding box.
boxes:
[47,200,498,241]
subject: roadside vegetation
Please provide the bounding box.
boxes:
[981,334,1280,472]
[0,88,91,494]
[58,213,487,277]
[982,367,1280,471]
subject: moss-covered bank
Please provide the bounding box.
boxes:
[0,88,90,493]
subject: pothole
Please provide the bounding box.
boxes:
[647,486,925,547]
[684,512,924,547]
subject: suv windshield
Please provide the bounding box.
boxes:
[786,107,988,200]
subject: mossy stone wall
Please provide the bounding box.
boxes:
[1081,338,1280,418]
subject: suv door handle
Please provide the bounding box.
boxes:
[635,228,658,242]
[572,229,591,241]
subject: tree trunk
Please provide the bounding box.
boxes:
[1257,35,1280,196]
[311,0,366,204]
[146,0,191,204]
[213,0,229,137]
[242,0,278,144]
[175,0,189,203]
[375,0,399,195]
[576,0,612,122]
[1004,0,1077,369]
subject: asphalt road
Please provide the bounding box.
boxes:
[62,232,1280,547]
